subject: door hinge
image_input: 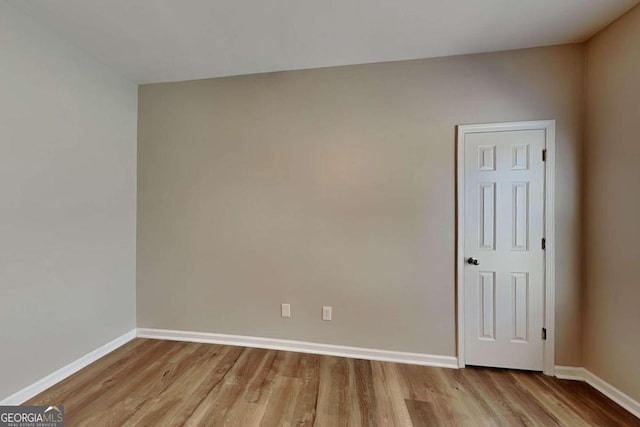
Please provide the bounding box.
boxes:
[542,149,547,161]
[542,238,546,250]
[542,328,547,340]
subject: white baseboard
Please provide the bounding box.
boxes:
[555,365,640,419]
[136,328,459,369]
[0,329,136,405]
[554,365,587,381]
[583,370,640,419]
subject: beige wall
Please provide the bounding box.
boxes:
[0,3,137,400]
[583,5,640,402]
[138,44,585,364]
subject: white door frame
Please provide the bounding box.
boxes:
[456,120,556,376]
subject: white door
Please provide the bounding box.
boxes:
[463,128,545,370]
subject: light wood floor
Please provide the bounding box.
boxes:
[27,338,639,426]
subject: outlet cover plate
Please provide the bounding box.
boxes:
[281,304,291,318]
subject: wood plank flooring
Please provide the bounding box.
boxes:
[27,339,639,426]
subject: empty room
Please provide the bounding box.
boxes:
[1,0,639,425]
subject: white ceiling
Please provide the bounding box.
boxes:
[7,0,639,84]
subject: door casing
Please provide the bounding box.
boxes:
[456,120,556,375]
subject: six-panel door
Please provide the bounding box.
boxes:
[464,129,545,371]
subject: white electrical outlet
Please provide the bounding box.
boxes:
[322,306,332,321]
[281,303,291,318]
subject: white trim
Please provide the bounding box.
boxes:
[584,370,640,419]
[542,122,556,376]
[0,329,136,405]
[136,328,459,369]
[555,366,640,419]
[554,365,586,381]
[456,120,556,374]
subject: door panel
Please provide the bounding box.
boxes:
[512,182,529,251]
[479,271,496,340]
[479,183,496,250]
[464,129,545,371]
[511,272,529,342]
